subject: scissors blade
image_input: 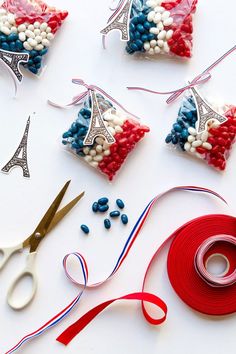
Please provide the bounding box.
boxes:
[27,180,71,251]
[47,191,85,233]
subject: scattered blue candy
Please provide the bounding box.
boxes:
[98,204,109,213]
[110,210,120,218]
[81,224,89,234]
[121,214,128,225]
[104,219,111,230]
[98,197,109,205]
[92,202,99,212]
[116,199,125,209]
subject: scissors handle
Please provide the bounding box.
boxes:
[7,252,37,310]
[0,243,23,270]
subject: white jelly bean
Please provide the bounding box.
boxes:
[41,31,47,38]
[83,147,90,155]
[19,32,26,41]
[150,39,157,48]
[28,24,34,31]
[96,145,103,153]
[163,17,173,26]
[166,29,173,40]
[42,38,50,47]
[34,28,41,35]
[11,26,17,33]
[147,11,155,22]
[148,48,155,55]
[115,126,123,133]
[25,29,35,38]
[95,137,104,145]
[202,142,212,150]
[18,24,26,32]
[4,21,11,29]
[188,127,197,136]
[35,35,42,43]
[184,142,191,152]
[46,26,52,33]
[40,22,48,31]
[1,26,10,35]
[163,42,170,53]
[155,6,165,13]
[153,13,162,24]
[93,155,103,162]
[47,33,54,40]
[35,44,44,51]
[190,147,196,153]
[157,22,164,30]
[154,46,161,54]
[144,42,150,51]
[162,11,170,20]
[90,161,99,168]
[103,150,110,156]
[7,14,15,25]
[23,41,33,51]
[108,127,115,136]
[157,39,164,47]
[196,153,204,159]
[146,0,155,8]
[200,131,209,142]
[192,140,202,148]
[34,21,40,28]
[113,117,123,126]
[1,15,7,22]
[158,30,166,40]
[89,149,96,157]
[27,38,37,47]
[84,155,92,163]
[149,27,159,35]
[103,142,110,150]
[188,135,195,143]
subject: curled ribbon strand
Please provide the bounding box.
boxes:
[5,186,227,354]
[127,44,236,104]
[48,78,141,120]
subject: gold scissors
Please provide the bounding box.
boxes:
[0,180,84,310]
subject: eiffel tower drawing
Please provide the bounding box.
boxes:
[0,49,29,83]
[1,117,31,178]
[190,86,228,134]
[83,90,116,146]
[100,0,133,41]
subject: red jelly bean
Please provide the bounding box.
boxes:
[196,147,206,155]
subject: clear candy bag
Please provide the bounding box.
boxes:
[62,91,150,181]
[0,0,68,75]
[165,92,236,171]
[102,0,197,59]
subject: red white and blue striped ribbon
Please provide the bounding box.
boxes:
[5,186,226,354]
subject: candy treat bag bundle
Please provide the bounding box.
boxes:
[51,80,150,181]
[101,0,197,58]
[0,0,68,75]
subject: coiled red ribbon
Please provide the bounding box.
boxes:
[57,196,236,346]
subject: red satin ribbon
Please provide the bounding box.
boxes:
[57,214,236,345]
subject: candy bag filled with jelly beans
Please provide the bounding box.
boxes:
[62,94,150,181]
[0,0,68,75]
[126,0,197,58]
[165,94,236,171]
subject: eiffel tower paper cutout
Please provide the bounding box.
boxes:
[1,116,31,178]
[100,0,133,41]
[83,90,116,146]
[0,49,29,84]
[190,86,228,134]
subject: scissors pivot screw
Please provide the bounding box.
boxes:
[35,232,42,239]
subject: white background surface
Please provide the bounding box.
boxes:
[0,0,236,353]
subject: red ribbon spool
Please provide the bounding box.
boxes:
[167,214,236,316]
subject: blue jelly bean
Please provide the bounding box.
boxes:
[63,131,72,138]
[71,122,78,133]
[33,56,42,63]
[138,13,146,23]
[104,219,111,230]
[129,23,135,32]
[81,224,89,234]
[135,39,143,49]
[1,42,9,51]
[92,202,99,212]
[148,33,155,41]
[116,199,125,209]
[30,50,37,57]
[130,42,139,51]
[172,136,179,144]
[62,140,68,145]
[98,197,109,205]
[40,48,48,56]
[71,142,80,149]
[173,123,182,132]
[28,66,38,74]
[131,16,139,25]
[121,214,128,225]
[110,210,120,218]
[129,31,135,41]
[165,134,172,144]
[134,31,141,39]
[7,33,18,42]
[35,63,41,70]
[141,34,148,42]
[9,42,16,51]
[136,24,145,33]
[181,129,189,139]
[98,204,109,213]
[143,21,152,30]
[78,127,87,136]
[0,34,6,42]
[15,39,23,51]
